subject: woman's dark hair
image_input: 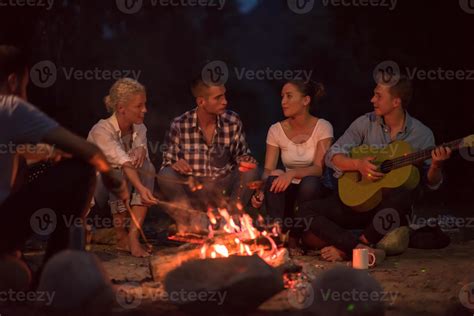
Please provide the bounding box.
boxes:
[285,80,326,105]
[0,45,28,85]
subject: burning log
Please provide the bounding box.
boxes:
[150,244,203,281]
[150,233,291,282]
[164,255,284,313]
[151,232,256,281]
[157,200,210,234]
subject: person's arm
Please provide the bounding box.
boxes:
[129,124,149,168]
[89,126,157,204]
[270,138,334,193]
[230,117,253,162]
[7,99,127,199]
[419,132,451,189]
[42,127,128,200]
[161,121,192,174]
[251,143,279,208]
[122,162,158,205]
[426,147,451,187]
[326,116,383,181]
[262,144,280,181]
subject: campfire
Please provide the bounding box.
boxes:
[137,169,314,315]
[150,179,298,283]
[153,205,290,276]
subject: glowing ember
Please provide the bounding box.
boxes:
[198,207,281,263]
[235,201,243,211]
[207,209,217,225]
[244,245,252,256]
[213,244,229,257]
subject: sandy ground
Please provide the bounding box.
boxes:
[100,241,474,316]
[3,230,471,316]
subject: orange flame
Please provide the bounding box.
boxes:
[213,244,229,258]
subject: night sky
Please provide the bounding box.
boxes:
[1,0,473,215]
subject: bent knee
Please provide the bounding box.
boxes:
[140,160,156,174]
[298,176,323,199]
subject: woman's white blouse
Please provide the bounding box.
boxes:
[87,114,148,168]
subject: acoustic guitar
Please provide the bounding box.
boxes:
[338,135,474,212]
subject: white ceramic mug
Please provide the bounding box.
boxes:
[352,248,376,269]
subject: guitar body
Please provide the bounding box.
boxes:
[338,141,420,212]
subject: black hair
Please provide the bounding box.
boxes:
[285,80,326,106]
[0,45,28,85]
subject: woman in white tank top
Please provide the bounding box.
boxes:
[251,80,334,250]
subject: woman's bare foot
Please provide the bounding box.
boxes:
[321,246,347,262]
[129,237,151,258]
[116,236,130,252]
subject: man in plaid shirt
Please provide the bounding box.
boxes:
[158,78,258,211]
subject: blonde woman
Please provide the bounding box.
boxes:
[88,78,157,257]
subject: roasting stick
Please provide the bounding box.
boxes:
[120,161,258,252]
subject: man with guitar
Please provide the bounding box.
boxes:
[296,75,452,262]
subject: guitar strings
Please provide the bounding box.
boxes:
[382,139,461,171]
[378,139,462,172]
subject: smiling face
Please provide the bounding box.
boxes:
[198,85,228,115]
[370,84,401,117]
[116,92,147,125]
[281,83,310,118]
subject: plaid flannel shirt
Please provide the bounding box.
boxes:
[161,107,251,179]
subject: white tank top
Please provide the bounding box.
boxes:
[266,119,333,184]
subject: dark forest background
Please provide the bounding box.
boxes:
[1,0,473,218]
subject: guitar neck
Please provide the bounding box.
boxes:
[383,138,464,172]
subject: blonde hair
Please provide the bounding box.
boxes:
[104,78,146,113]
